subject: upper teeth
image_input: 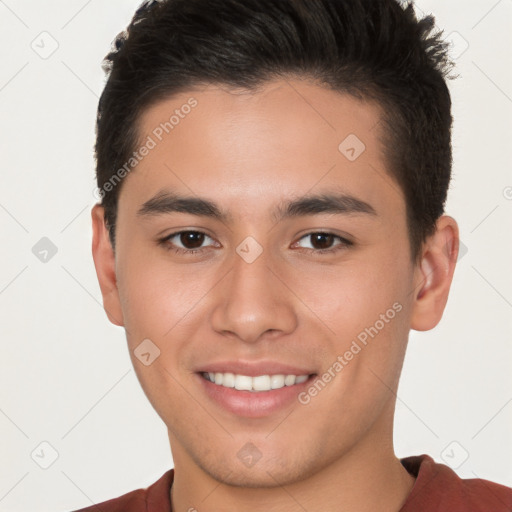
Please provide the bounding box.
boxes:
[204,372,309,392]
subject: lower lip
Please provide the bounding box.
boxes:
[196,373,316,418]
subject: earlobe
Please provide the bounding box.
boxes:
[410,215,459,332]
[91,204,125,327]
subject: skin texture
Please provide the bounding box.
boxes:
[92,78,459,512]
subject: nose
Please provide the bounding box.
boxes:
[210,244,298,344]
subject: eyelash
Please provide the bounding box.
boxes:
[158,230,353,256]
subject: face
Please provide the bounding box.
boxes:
[92,78,453,487]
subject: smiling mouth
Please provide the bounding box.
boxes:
[200,371,316,392]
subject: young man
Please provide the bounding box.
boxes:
[77,0,512,510]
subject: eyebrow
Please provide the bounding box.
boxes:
[137,190,378,223]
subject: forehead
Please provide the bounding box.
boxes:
[123,79,405,223]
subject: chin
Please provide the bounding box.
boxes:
[196,450,316,489]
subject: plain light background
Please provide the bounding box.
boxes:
[0,0,511,510]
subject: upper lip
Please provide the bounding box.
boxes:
[196,360,316,377]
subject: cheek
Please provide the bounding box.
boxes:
[303,252,408,328]
[116,247,217,343]
[116,252,207,420]
[305,265,411,438]
[311,247,413,380]
[116,249,173,338]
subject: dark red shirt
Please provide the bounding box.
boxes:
[72,454,512,511]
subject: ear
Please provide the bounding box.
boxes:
[410,215,459,331]
[91,204,124,327]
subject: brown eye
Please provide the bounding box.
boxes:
[178,231,206,249]
[295,232,353,254]
[159,230,216,254]
[309,233,336,250]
